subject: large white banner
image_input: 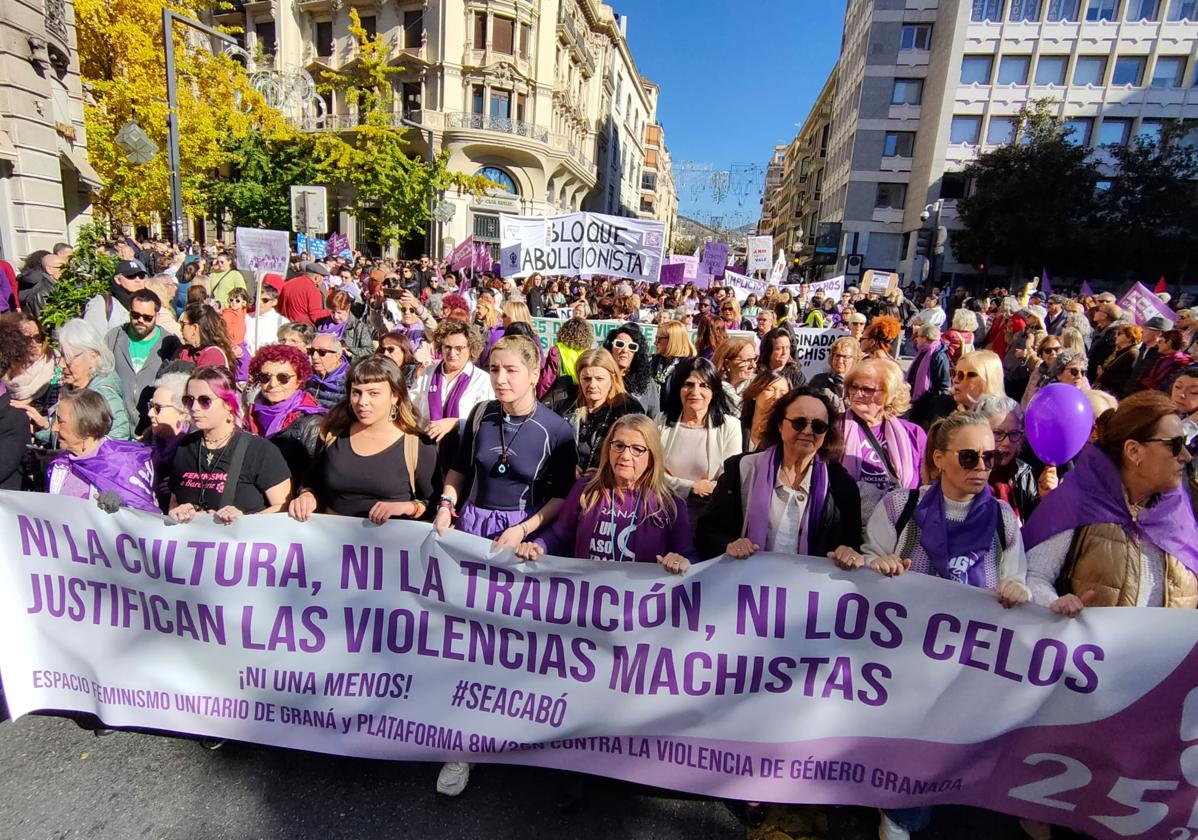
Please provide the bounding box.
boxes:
[747,236,773,272]
[725,269,768,300]
[235,228,290,275]
[499,213,665,283]
[4,492,1198,839]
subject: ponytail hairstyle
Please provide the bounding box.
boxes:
[924,411,990,479]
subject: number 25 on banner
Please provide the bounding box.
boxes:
[1008,686,1198,837]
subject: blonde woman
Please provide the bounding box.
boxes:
[951,349,1004,411]
[713,336,759,413]
[501,300,532,329]
[515,413,696,571]
[564,348,643,474]
[651,319,697,405]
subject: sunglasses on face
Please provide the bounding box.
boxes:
[129,311,156,323]
[848,384,879,398]
[147,402,175,414]
[610,441,649,457]
[182,394,216,411]
[992,429,1024,444]
[1145,436,1186,457]
[309,348,341,358]
[1063,367,1084,378]
[944,448,1000,470]
[953,370,981,383]
[785,416,829,435]
[1042,346,1061,355]
[611,339,639,352]
[256,372,295,386]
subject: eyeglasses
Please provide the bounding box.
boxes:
[309,348,341,358]
[611,339,639,352]
[847,384,880,398]
[147,402,175,415]
[953,370,981,383]
[784,416,829,435]
[831,353,856,362]
[736,354,759,365]
[181,394,216,411]
[943,448,1000,470]
[610,441,649,457]
[1063,367,1085,378]
[129,311,156,323]
[1041,346,1061,355]
[441,344,469,354]
[992,429,1024,444]
[1145,436,1186,457]
[256,372,295,386]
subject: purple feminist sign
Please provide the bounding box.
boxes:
[660,263,686,286]
[701,242,730,278]
[1118,281,1179,326]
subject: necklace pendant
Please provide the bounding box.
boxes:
[497,463,507,475]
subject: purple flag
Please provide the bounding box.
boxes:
[660,263,686,286]
[1080,281,1095,297]
[1040,269,1053,296]
[1117,281,1179,327]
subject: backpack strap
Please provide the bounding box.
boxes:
[403,433,420,501]
[217,433,251,510]
[894,489,920,547]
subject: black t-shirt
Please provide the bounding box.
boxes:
[170,431,291,513]
[309,432,439,518]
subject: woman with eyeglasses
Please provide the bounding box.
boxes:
[809,336,862,412]
[713,336,759,415]
[970,394,1042,523]
[145,371,191,510]
[1024,391,1198,615]
[316,289,376,359]
[656,357,743,529]
[244,344,326,488]
[1019,335,1063,410]
[516,413,696,571]
[838,358,925,524]
[378,330,423,388]
[564,349,643,475]
[950,349,1004,412]
[1046,347,1090,390]
[178,303,237,371]
[603,323,660,417]
[858,411,1028,840]
[168,366,291,524]
[697,387,862,566]
[410,321,492,457]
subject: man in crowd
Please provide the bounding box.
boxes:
[907,323,952,427]
[83,259,148,335]
[908,293,946,331]
[306,332,350,409]
[1127,315,1171,397]
[105,288,182,433]
[278,262,332,325]
[17,250,64,317]
[845,312,867,341]
[1044,295,1068,335]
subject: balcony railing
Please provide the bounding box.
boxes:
[298,109,433,133]
[445,111,549,143]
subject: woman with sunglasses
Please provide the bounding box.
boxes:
[603,323,660,416]
[837,358,924,524]
[718,298,743,332]
[1043,347,1091,392]
[245,344,326,488]
[178,303,237,371]
[378,331,423,388]
[1019,335,1063,410]
[713,336,759,415]
[697,387,862,566]
[970,394,1042,523]
[515,413,696,571]
[1024,390,1198,615]
[168,366,291,525]
[950,349,1004,412]
[565,349,643,475]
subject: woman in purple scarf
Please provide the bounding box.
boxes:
[316,290,376,359]
[515,414,695,571]
[46,389,158,513]
[1024,390,1198,615]
[245,343,325,489]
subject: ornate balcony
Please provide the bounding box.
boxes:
[445,111,549,143]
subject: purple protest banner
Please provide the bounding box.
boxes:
[660,263,686,286]
[701,242,730,278]
[1081,281,1095,297]
[1040,268,1053,297]
[448,236,476,271]
[1117,281,1179,326]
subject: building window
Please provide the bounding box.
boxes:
[490,89,512,120]
[315,20,333,57]
[942,172,968,199]
[875,182,907,209]
[519,22,531,58]
[972,0,1006,20]
[1126,0,1160,17]
[1151,56,1187,87]
[1009,0,1043,19]
[359,15,376,38]
[1085,0,1117,20]
[950,115,983,144]
[883,131,916,157]
[998,55,1032,84]
[1073,55,1107,85]
[1112,56,1147,86]
[473,12,487,49]
[401,82,421,116]
[900,24,932,50]
[641,172,657,191]
[493,16,515,55]
[475,166,519,195]
[1063,117,1094,146]
[1138,119,1165,142]
[640,197,654,213]
[1167,0,1197,20]
[1035,55,1069,85]
[473,213,500,240]
[961,55,994,84]
[1097,118,1133,146]
[1047,0,1082,18]
[891,78,924,104]
[254,20,276,57]
[986,116,1019,144]
[403,10,423,48]
[516,93,527,122]
[471,85,484,115]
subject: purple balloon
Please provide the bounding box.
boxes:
[1025,383,1095,466]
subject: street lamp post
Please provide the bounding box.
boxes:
[923,199,945,291]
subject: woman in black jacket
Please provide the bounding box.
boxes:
[0,320,32,489]
[696,387,862,562]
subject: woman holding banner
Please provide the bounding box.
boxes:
[432,334,576,797]
[514,414,696,570]
[603,323,660,417]
[1023,390,1198,613]
[695,386,861,565]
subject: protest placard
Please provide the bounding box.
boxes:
[810,275,845,302]
[499,212,665,283]
[747,236,773,272]
[1117,281,1179,326]
[769,250,788,285]
[659,264,686,286]
[701,242,730,278]
[3,491,1196,839]
[864,270,899,296]
[235,228,290,275]
[725,269,767,300]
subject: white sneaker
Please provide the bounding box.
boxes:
[436,761,472,796]
[879,813,911,840]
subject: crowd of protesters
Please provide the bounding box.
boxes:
[2,235,1196,840]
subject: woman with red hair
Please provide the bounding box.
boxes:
[245,343,326,487]
[316,289,376,358]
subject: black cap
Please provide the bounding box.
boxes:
[115,259,148,278]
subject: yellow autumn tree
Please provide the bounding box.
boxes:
[76,0,294,225]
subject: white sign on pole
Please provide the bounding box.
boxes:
[769,249,788,285]
[499,212,666,283]
[747,236,773,272]
[234,228,290,275]
[290,185,328,234]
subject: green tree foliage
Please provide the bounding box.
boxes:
[202,131,322,230]
[952,101,1102,282]
[39,222,118,332]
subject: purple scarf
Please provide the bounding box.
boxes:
[1023,445,1198,576]
[908,347,934,399]
[744,446,827,554]
[427,363,471,422]
[49,439,159,513]
[309,358,349,392]
[402,325,425,352]
[252,389,325,438]
[839,413,919,489]
[913,480,1000,588]
[318,318,348,339]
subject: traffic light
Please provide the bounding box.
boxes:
[914,228,933,258]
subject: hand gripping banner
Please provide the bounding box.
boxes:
[2,491,1198,839]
